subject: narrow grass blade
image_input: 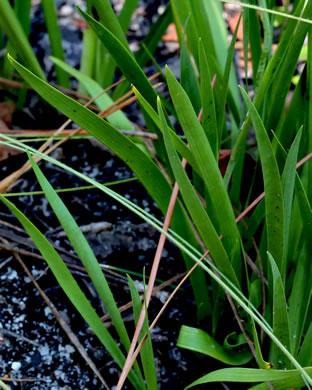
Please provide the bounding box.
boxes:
[298,320,312,366]
[198,39,218,157]
[28,155,134,355]
[132,86,199,171]
[0,0,45,79]
[158,98,239,288]
[0,196,142,389]
[90,0,129,48]
[180,22,201,114]
[267,252,290,369]
[79,28,97,93]
[118,0,140,33]
[185,367,312,390]
[240,87,284,270]
[41,0,69,87]
[14,0,31,37]
[177,326,252,365]
[281,128,302,274]
[51,57,134,129]
[8,54,210,319]
[166,66,241,267]
[127,276,157,390]
[77,7,157,109]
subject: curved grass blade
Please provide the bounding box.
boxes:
[239,87,284,270]
[41,0,70,87]
[158,97,239,288]
[90,0,129,49]
[267,252,290,369]
[132,86,199,171]
[180,19,201,115]
[77,6,157,109]
[28,155,142,369]
[51,56,134,129]
[281,128,302,277]
[166,66,241,267]
[8,54,210,319]
[185,367,312,390]
[1,135,309,384]
[0,0,45,79]
[0,196,142,389]
[127,275,157,390]
[177,326,252,366]
[198,39,218,157]
[118,0,140,33]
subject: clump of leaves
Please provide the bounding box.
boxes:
[1,0,312,389]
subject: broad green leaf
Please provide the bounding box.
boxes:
[127,276,157,390]
[158,97,239,288]
[51,56,134,130]
[8,55,210,313]
[0,0,45,79]
[177,326,252,366]
[41,0,69,87]
[77,6,157,109]
[166,66,241,269]
[267,252,290,369]
[185,367,312,390]
[240,87,284,270]
[0,195,142,389]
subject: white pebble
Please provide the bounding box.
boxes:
[11,361,21,371]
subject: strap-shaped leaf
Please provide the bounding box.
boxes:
[177,326,252,366]
[166,66,241,266]
[0,0,45,79]
[158,97,239,288]
[240,87,284,270]
[51,56,134,129]
[267,252,290,369]
[76,6,157,109]
[185,367,312,390]
[7,55,210,314]
[0,195,142,389]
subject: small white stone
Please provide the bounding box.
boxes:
[44,307,52,317]
[39,344,50,356]
[11,361,21,371]
[64,344,75,354]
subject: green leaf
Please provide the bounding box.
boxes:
[239,87,284,270]
[177,326,252,366]
[127,276,157,390]
[132,86,199,172]
[267,252,290,369]
[90,0,129,49]
[158,97,239,289]
[51,56,134,130]
[185,367,312,390]
[77,6,157,109]
[0,0,45,79]
[28,155,133,354]
[180,20,201,114]
[281,128,302,276]
[198,38,218,157]
[7,55,210,315]
[166,66,241,269]
[41,0,69,87]
[0,195,142,389]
